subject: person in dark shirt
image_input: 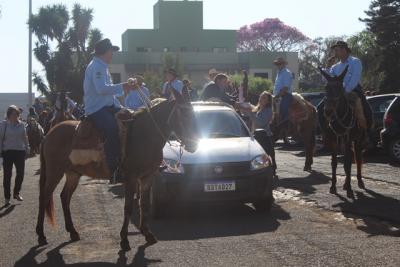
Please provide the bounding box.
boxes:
[201,73,236,105]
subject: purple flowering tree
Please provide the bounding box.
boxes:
[238,18,310,52]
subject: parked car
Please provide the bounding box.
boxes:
[367,94,400,148]
[151,102,275,218]
[381,96,400,162]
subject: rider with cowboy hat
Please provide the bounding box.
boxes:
[328,40,373,129]
[273,57,294,124]
[83,38,135,177]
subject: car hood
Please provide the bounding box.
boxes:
[163,137,265,164]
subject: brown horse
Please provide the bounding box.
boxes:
[272,94,317,172]
[26,117,44,155]
[36,89,198,251]
[319,67,366,198]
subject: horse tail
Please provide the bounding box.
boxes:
[39,141,56,227]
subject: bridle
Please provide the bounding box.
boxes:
[325,88,355,137]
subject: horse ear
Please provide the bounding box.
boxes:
[338,65,349,81]
[318,67,333,81]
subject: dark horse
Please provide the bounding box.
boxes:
[36,89,198,251]
[319,67,366,198]
[26,117,44,155]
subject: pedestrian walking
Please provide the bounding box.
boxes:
[0,105,30,206]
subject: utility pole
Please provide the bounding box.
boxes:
[28,0,33,106]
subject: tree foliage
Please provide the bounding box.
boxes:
[361,0,400,93]
[29,4,103,102]
[230,74,272,95]
[237,18,310,52]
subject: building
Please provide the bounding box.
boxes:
[111,0,298,89]
[0,93,35,120]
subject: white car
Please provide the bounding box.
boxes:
[151,102,275,218]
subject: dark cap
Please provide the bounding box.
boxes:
[331,40,351,52]
[94,38,119,55]
[166,68,178,77]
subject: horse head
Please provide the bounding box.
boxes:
[169,89,199,153]
[319,66,348,120]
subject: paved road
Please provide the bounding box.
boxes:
[1,147,399,267]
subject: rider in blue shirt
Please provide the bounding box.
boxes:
[325,41,372,129]
[273,57,293,123]
[162,68,183,100]
[125,75,151,110]
[83,38,135,176]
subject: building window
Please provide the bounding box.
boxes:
[163,47,170,52]
[111,73,121,84]
[136,47,152,52]
[212,47,228,53]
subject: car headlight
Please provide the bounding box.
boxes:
[250,154,271,170]
[161,158,184,174]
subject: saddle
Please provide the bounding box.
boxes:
[69,108,137,167]
[288,93,315,124]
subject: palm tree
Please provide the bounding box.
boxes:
[29,4,103,103]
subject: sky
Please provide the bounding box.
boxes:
[0,0,372,94]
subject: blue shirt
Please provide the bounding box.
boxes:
[125,86,151,110]
[250,107,273,136]
[273,68,293,96]
[83,57,123,115]
[162,79,183,99]
[329,56,362,93]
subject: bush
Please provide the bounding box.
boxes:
[230,74,273,95]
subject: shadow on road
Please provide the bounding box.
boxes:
[278,171,331,195]
[14,242,161,267]
[0,204,17,219]
[140,203,291,241]
[333,189,400,237]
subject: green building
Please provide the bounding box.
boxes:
[111,0,298,89]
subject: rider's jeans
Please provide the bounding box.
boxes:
[88,106,121,174]
[280,93,293,122]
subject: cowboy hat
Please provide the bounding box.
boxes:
[273,57,287,65]
[330,40,351,53]
[93,38,120,55]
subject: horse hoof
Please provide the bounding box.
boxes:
[329,186,337,194]
[120,240,131,251]
[38,236,48,246]
[70,232,80,242]
[347,190,354,199]
[358,180,365,189]
[145,234,158,246]
[303,166,312,172]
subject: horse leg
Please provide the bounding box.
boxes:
[330,142,338,194]
[139,176,157,245]
[120,177,135,251]
[60,171,81,242]
[355,139,365,189]
[343,142,354,198]
[303,127,314,172]
[36,169,64,246]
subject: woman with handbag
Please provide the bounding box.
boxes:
[0,105,30,206]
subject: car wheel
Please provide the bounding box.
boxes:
[252,195,274,213]
[389,138,400,162]
[150,185,164,219]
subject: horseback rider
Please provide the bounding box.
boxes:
[318,41,372,130]
[162,68,183,100]
[272,57,294,125]
[83,38,134,177]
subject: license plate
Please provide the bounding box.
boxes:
[204,181,236,192]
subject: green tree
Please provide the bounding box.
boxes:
[347,30,383,91]
[361,0,400,93]
[230,74,272,95]
[29,4,103,102]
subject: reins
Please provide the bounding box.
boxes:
[327,95,355,138]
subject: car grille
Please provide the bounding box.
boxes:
[183,162,251,179]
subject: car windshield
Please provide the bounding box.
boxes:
[195,109,249,138]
